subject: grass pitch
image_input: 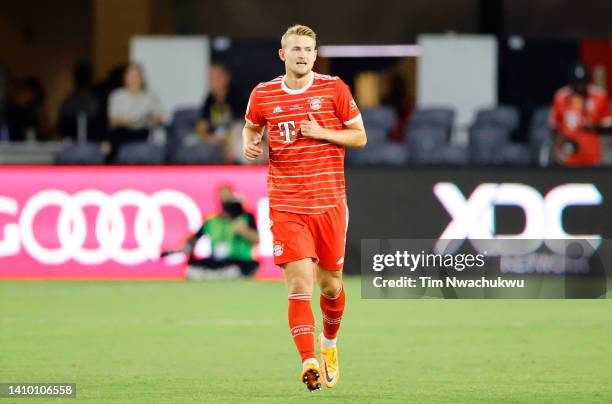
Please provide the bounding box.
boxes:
[1,277,611,403]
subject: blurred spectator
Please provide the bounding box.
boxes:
[107,63,164,162]
[195,63,243,161]
[381,71,412,142]
[5,77,46,141]
[551,62,612,166]
[58,61,103,142]
[93,64,128,135]
[184,184,259,280]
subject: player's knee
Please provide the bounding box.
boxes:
[283,259,314,294]
[287,277,312,295]
[288,284,311,295]
[319,277,342,297]
[320,284,341,297]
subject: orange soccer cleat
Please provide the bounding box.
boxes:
[318,333,339,388]
[300,360,322,392]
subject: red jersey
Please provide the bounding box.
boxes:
[245,72,361,214]
[551,84,612,166]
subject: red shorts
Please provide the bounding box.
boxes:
[269,200,348,271]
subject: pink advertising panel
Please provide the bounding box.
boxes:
[0,166,280,280]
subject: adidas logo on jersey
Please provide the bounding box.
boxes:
[273,105,283,113]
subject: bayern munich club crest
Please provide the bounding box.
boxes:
[310,98,322,110]
[274,242,284,257]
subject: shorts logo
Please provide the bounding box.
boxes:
[310,98,322,110]
[336,256,344,265]
[274,243,284,257]
[349,99,356,109]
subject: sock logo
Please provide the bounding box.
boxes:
[291,325,313,335]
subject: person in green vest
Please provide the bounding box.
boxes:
[186,184,260,280]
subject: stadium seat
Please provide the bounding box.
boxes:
[530,106,552,131]
[361,106,397,134]
[381,144,409,166]
[54,143,105,165]
[528,106,554,166]
[167,108,200,156]
[346,143,409,167]
[347,106,407,167]
[530,127,554,167]
[408,107,455,133]
[170,108,200,138]
[114,142,166,165]
[345,146,370,166]
[346,124,408,166]
[501,143,532,166]
[170,143,224,165]
[441,145,469,165]
[469,124,510,165]
[363,126,389,149]
[366,143,409,166]
[474,105,520,133]
[407,126,447,165]
[346,127,387,166]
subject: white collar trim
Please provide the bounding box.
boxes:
[281,71,314,94]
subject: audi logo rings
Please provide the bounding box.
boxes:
[17,189,202,265]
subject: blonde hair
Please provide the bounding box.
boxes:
[281,24,317,49]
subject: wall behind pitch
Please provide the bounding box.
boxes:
[175,0,479,43]
[0,166,276,280]
[130,36,210,117]
[417,34,497,139]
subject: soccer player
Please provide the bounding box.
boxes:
[551,62,612,166]
[242,25,367,391]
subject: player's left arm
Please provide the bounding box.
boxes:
[300,112,367,148]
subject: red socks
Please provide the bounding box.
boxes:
[288,286,346,362]
[288,293,316,362]
[320,286,345,340]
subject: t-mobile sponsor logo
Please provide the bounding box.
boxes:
[278,120,297,143]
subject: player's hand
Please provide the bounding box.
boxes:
[243,135,263,160]
[300,113,327,140]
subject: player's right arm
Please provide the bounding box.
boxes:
[242,123,264,161]
[243,86,267,161]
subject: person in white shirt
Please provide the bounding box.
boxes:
[107,63,164,162]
